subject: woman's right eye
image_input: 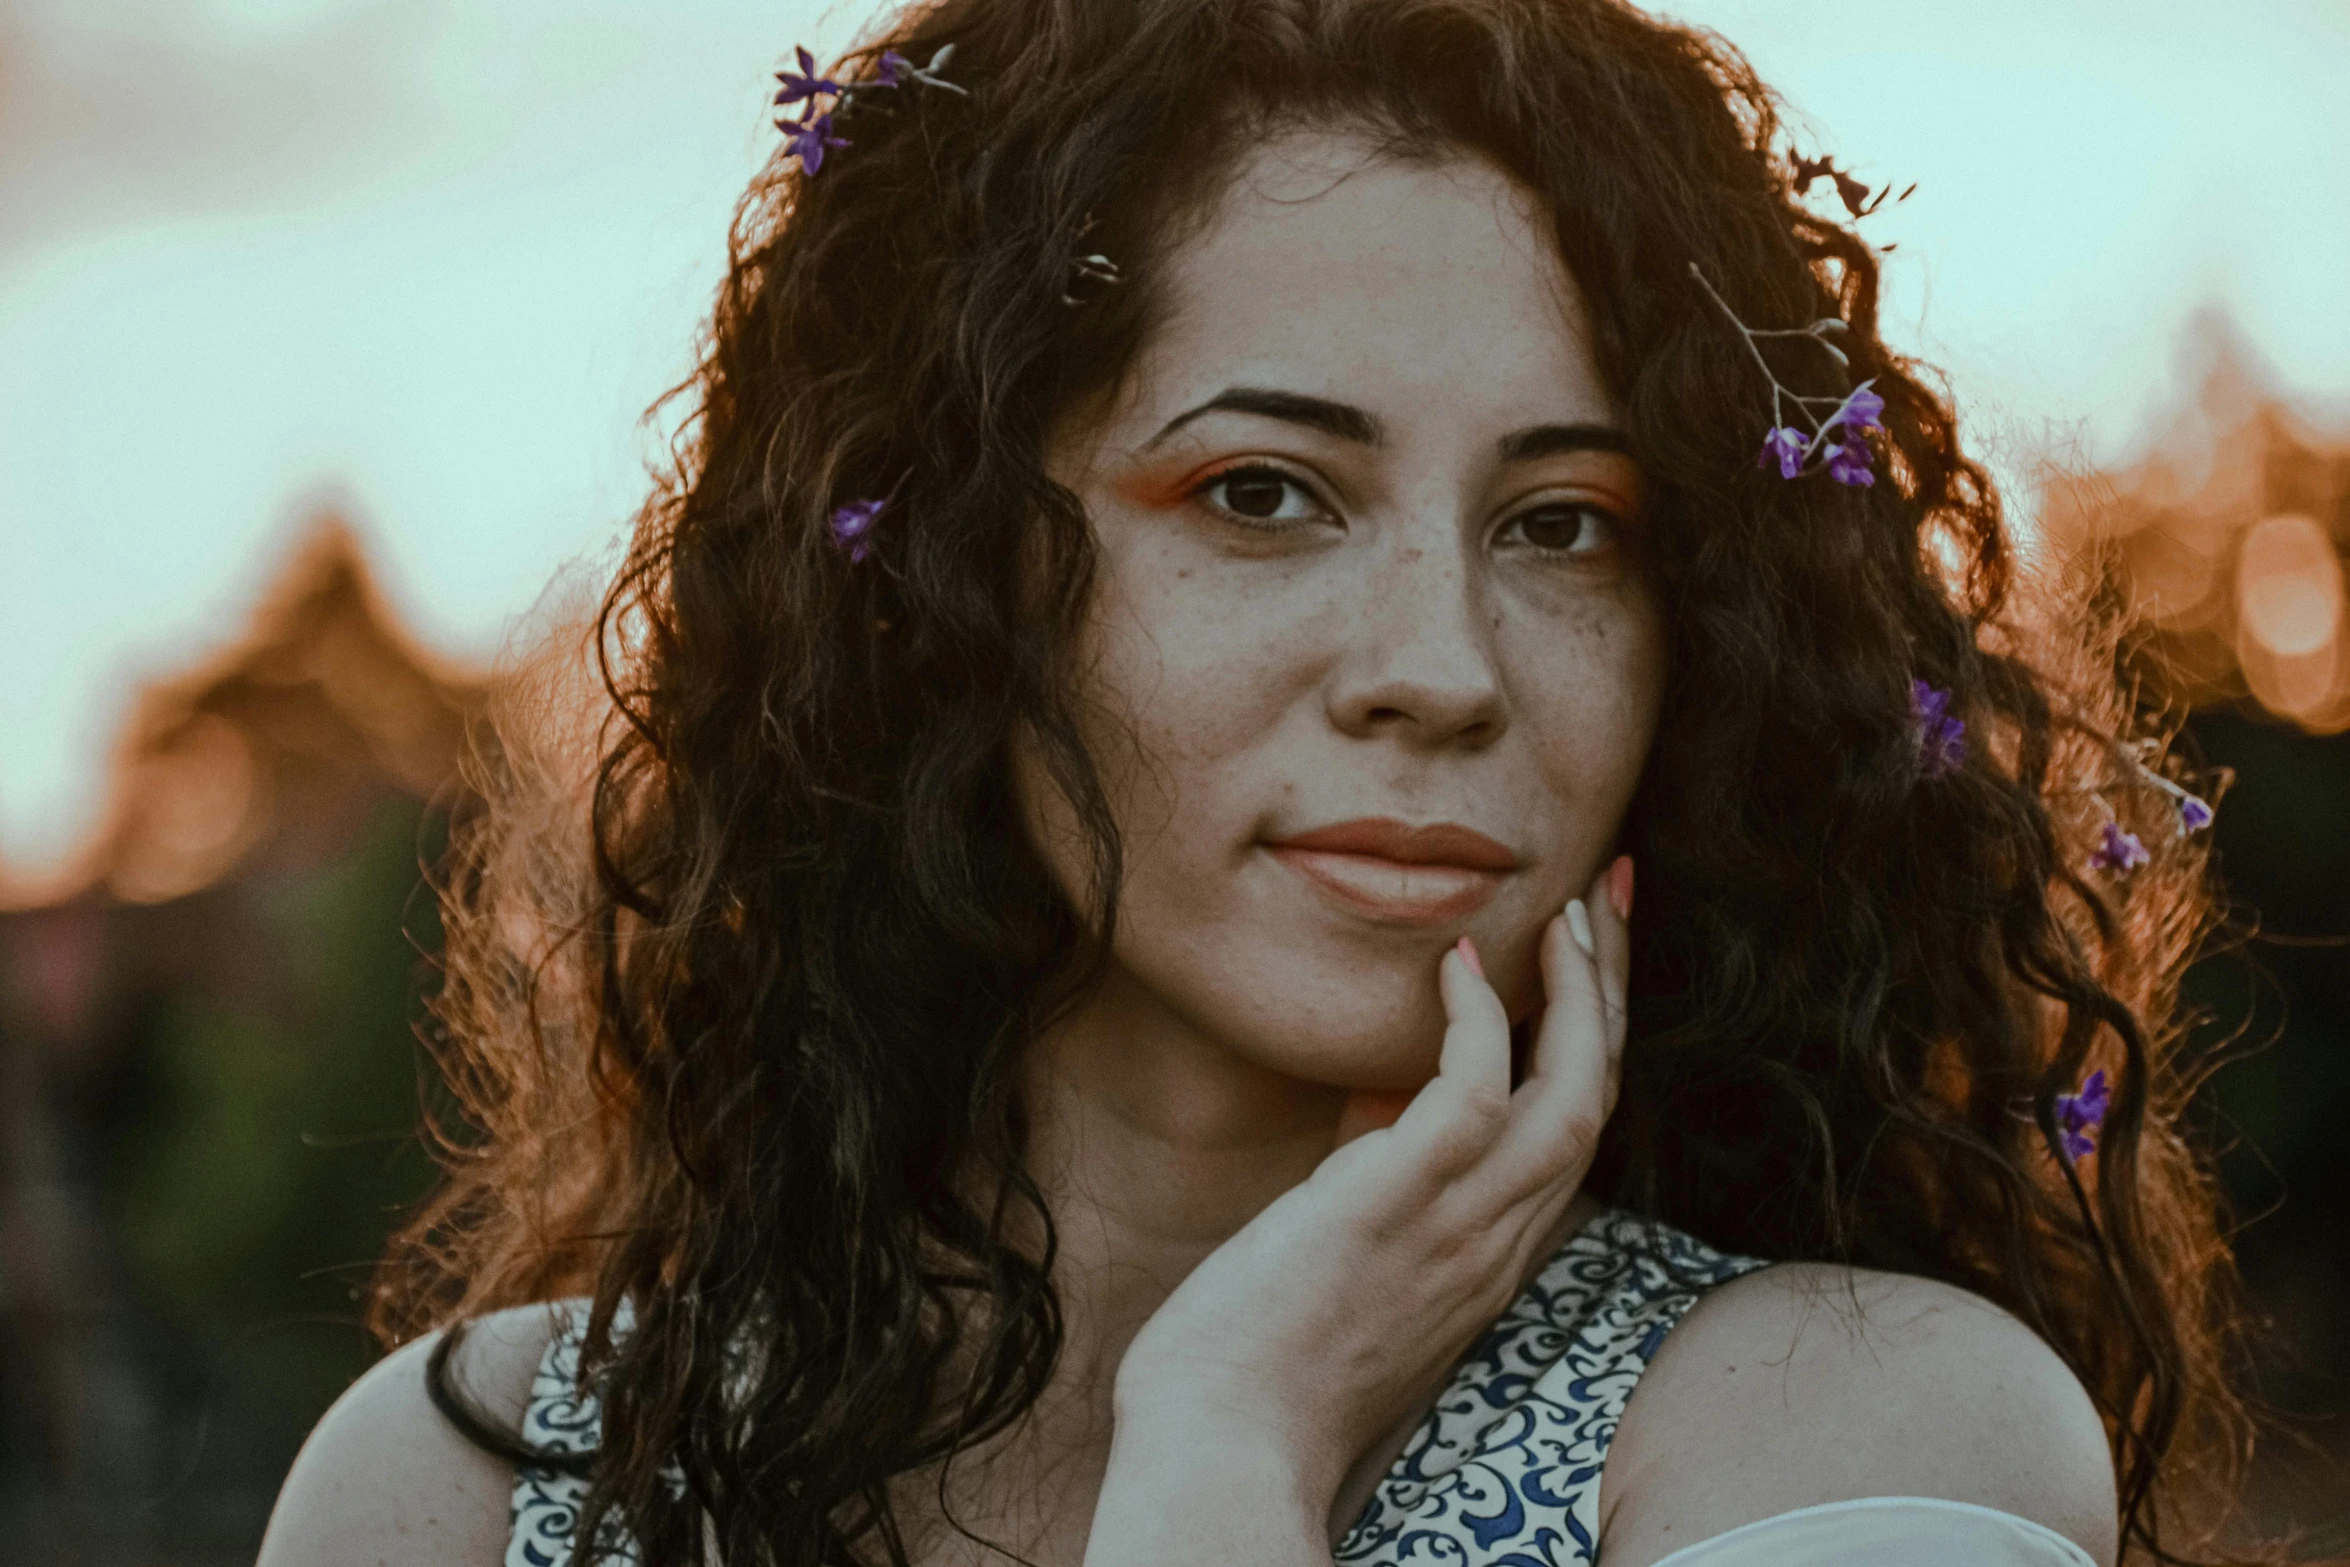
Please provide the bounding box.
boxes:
[1191,463,1328,529]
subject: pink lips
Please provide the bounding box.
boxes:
[1264,817,1518,924]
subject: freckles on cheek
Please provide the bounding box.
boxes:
[1510,605,1667,792]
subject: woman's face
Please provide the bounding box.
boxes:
[1028,127,1666,1093]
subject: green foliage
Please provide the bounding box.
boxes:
[2179,712,2350,1230]
[103,796,446,1427]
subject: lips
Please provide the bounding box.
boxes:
[1264,817,1518,924]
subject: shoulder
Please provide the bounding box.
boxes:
[257,1301,574,1567]
[1598,1261,2118,1567]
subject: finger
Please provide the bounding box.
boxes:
[1590,856,1631,1088]
[1392,939,1513,1154]
[1437,939,1512,1094]
[1491,877,1621,1189]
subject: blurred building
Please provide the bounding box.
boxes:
[0,517,485,1564]
[2042,318,2350,733]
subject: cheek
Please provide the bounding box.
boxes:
[1505,589,1668,826]
[1079,537,1319,847]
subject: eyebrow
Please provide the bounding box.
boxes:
[1141,385,1630,464]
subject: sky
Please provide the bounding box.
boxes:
[5,0,2349,872]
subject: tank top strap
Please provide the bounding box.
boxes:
[506,1298,628,1567]
[1335,1206,1773,1566]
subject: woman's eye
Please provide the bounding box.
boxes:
[1500,502,1621,557]
[1192,464,1325,528]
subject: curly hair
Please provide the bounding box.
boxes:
[373,0,2290,1563]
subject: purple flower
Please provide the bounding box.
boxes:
[876,49,912,86]
[2178,793,2213,833]
[1827,380,1885,434]
[1758,425,1808,479]
[1823,433,1875,487]
[781,111,849,174]
[774,46,845,110]
[2054,1069,2111,1163]
[2088,821,2150,875]
[828,498,886,563]
[1909,680,1966,778]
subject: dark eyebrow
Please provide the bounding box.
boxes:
[1142,385,1630,464]
[1497,423,1631,463]
[1144,387,1384,450]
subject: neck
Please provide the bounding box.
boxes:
[897,960,1604,1565]
[1021,960,1355,1383]
[894,962,1354,1563]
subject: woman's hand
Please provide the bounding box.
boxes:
[1084,856,1635,1566]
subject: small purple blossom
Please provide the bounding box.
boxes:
[2088,821,2151,876]
[876,48,913,86]
[1910,680,1966,778]
[2178,793,2214,833]
[1758,425,1808,480]
[781,111,849,174]
[774,46,845,110]
[1823,433,1875,487]
[2054,1069,2111,1163]
[1827,380,1886,434]
[828,498,887,563]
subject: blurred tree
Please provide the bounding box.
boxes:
[101,796,445,1430]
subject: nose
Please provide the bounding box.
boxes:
[1325,539,1506,750]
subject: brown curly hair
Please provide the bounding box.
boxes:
[374,1,2298,1562]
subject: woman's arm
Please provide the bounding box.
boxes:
[257,1303,558,1567]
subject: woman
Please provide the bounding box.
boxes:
[259,0,2274,1563]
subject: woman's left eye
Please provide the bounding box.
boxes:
[1497,502,1622,557]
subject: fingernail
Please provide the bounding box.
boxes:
[1565,899,1595,957]
[1607,856,1635,920]
[1455,935,1484,979]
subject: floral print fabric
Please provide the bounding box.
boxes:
[1334,1209,1771,1564]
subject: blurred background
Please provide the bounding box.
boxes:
[1,1,2345,1561]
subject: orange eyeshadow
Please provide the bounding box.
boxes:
[1111,464,1211,510]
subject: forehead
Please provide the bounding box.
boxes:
[1117,128,1612,439]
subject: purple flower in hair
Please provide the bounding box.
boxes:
[876,48,913,86]
[781,111,849,174]
[829,498,887,563]
[2178,792,2213,833]
[1758,425,1808,480]
[1824,433,1875,487]
[2054,1069,2111,1163]
[1910,680,1965,778]
[1828,381,1885,434]
[2088,821,2150,876]
[774,46,845,111]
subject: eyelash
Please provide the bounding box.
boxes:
[1187,462,1625,557]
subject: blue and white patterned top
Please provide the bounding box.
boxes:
[505,1206,1771,1567]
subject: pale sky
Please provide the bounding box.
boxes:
[6,0,2348,871]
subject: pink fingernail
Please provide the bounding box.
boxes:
[1607,856,1635,920]
[1455,936,1484,979]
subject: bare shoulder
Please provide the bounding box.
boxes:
[1597,1261,2118,1567]
[257,1301,573,1567]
